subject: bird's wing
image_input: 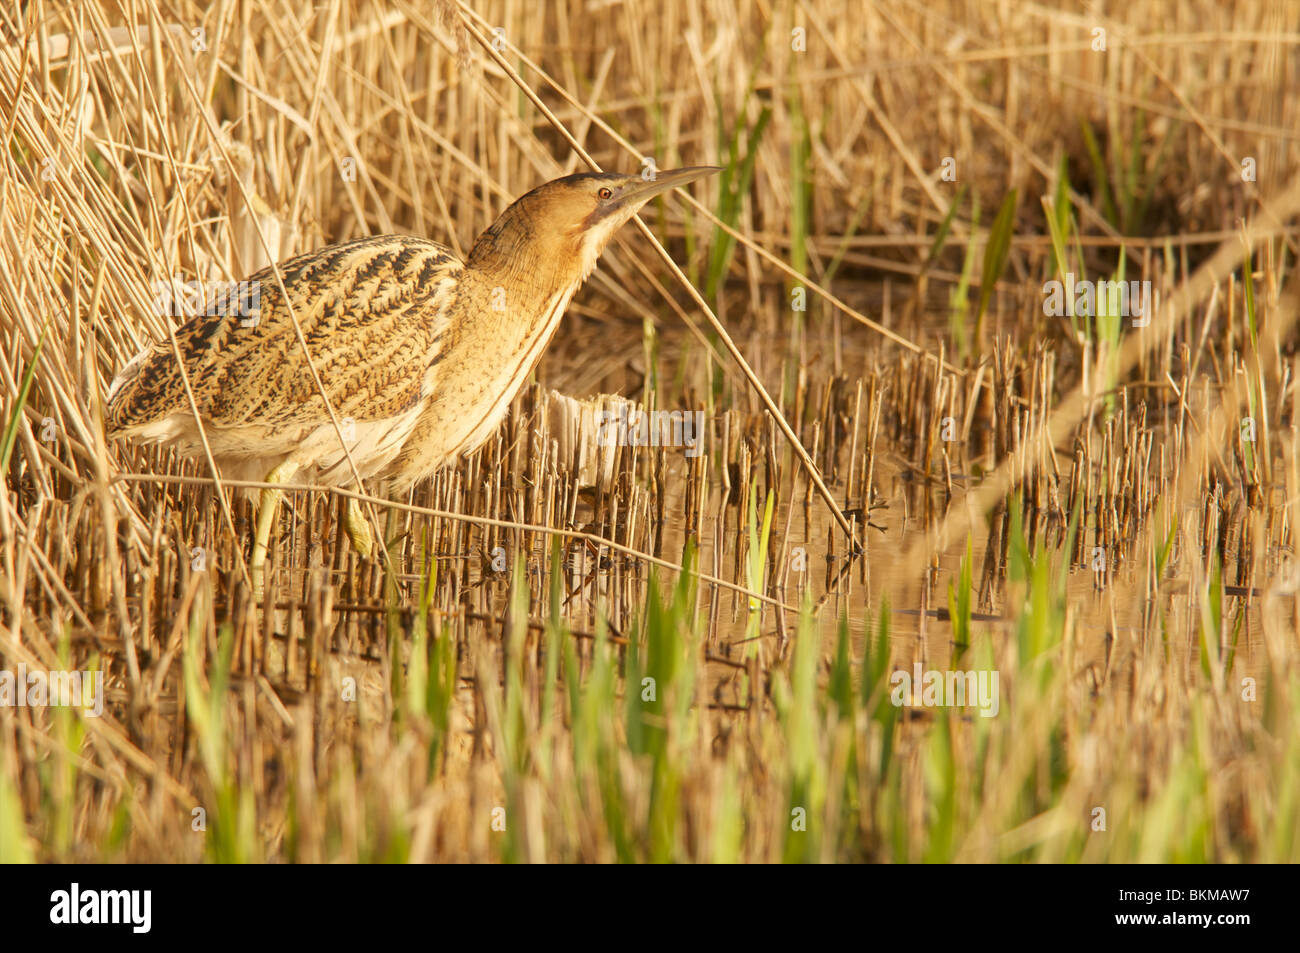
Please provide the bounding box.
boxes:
[107,236,462,443]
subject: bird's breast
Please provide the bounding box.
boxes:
[387,281,578,488]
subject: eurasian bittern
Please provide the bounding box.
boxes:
[106,167,718,591]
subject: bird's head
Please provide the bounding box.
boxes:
[468,167,720,284]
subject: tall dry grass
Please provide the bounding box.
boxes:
[0,0,1298,861]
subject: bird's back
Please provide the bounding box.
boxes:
[107,235,463,482]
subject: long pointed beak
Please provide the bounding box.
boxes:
[615,166,721,209]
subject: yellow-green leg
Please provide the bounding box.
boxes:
[251,459,300,598]
[343,498,374,558]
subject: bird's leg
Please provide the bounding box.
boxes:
[343,498,373,558]
[382,498,402,568]
[251,459,300,598]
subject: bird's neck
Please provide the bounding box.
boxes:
[466,212,589,324]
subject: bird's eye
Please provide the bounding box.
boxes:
[597,187,613,200]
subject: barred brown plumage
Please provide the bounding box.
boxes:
[106,167,719,592]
